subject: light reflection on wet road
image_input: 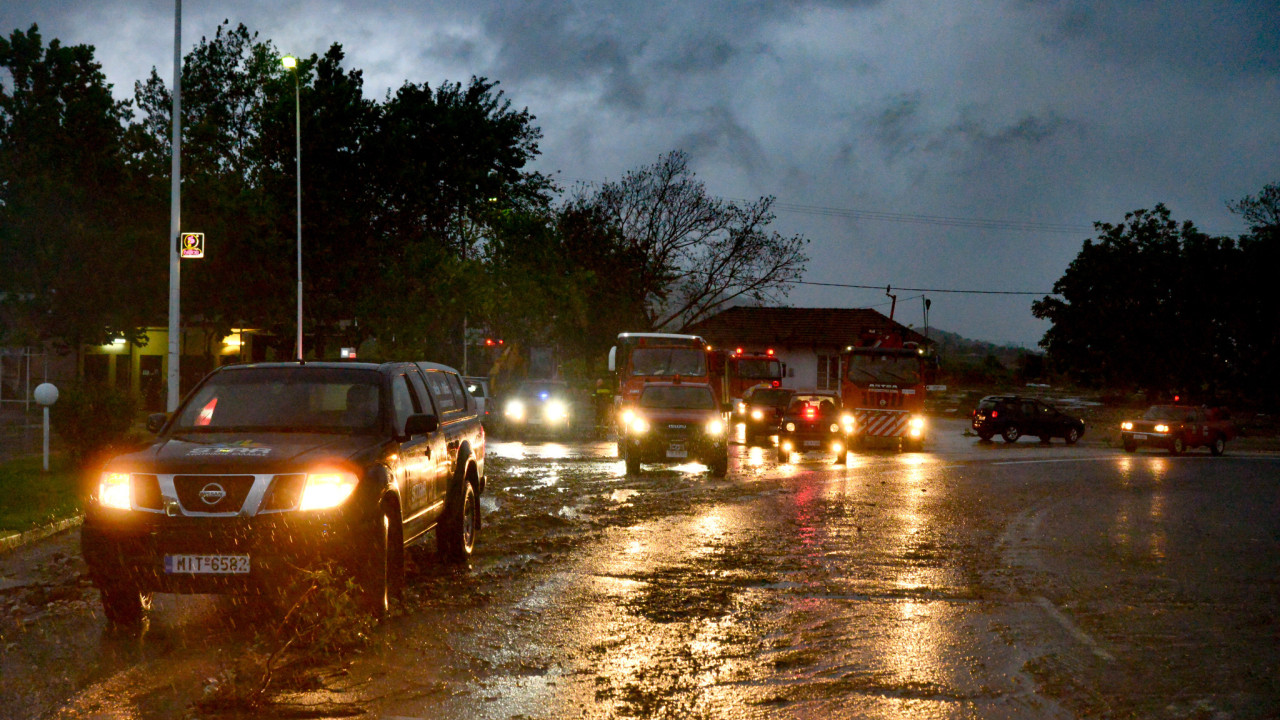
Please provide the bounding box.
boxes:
[6,419,1278,719]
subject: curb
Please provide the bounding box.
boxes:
[0,515,83,555]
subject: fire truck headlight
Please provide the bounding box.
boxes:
[841,414,856,432]
[544,400,568,422]
[908,416,925,437]
[504,400,525,421]
[785,422,796,433]
[706,419,725,436]
[750,409,764,421]
[1154,424,1169,434]
[1121,421,1133,430]
[630,417,650,434]
[99,472,132,510]
[299,470,359,511]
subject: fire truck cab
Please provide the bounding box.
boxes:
[840,344,931,452]
[608,333,721,438]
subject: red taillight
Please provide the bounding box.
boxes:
[771,380,780,388]
[990,410,998,418]
[804,407,815,420]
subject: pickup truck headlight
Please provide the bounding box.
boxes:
[750,409,764,421]
[1153,424,1169,434]
[706,419,725,436]
[98,472,132,510]
[299,470,359,510]
[629,417,650,434]
[1121,421,1134,430]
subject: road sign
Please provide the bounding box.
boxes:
[179,232,205,259]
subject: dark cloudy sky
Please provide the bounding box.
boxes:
[4,1,1278,347]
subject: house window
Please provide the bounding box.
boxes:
[816,354,840,390]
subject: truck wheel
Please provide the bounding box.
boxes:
[438,479,478,564]
[1065,427,1081,445]
[1210,435,1226,456]
[1002,424,1021,443]
[709,451,728,477]
[99,584,152,625]
[625,451,641,475]
[1170,436,1186,455]
[359,505,402,617]
[1123,439,1137,453]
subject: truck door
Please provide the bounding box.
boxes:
[391,372,434,529]
[408,370,448,511]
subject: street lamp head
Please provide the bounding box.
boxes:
[281,55,297,70]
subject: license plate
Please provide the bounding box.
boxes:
[165,554,250,574]
[803,440,821,447]
[666,443,687,458]
[1133,433,1148,440]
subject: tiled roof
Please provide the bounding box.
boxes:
[681,306,932,349]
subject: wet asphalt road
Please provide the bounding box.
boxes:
[2,418,1278,719]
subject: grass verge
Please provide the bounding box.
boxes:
[0,454,82,534]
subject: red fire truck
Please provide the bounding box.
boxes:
[608,333,720,432]
[840,343,931,451]
[716,348,786,407]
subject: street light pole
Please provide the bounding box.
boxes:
[282,55,302,360]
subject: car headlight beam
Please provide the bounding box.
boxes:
[99,472,132,510]
[299,470,359,511]
[505,399,525,420]
[706,419,725,436]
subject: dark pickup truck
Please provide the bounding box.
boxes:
[1121,404,1235,455]
[81,360,486,623]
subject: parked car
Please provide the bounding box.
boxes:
[735,386,794,445]
[619,381,729,476]
[464,376,493,430]
[776,391,855,463]
[500,379,576,439]
[971,395,1085,444]
[1121,404,1235,455]
[80,360,486,624]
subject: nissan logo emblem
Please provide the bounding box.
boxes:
[199,483,228,505]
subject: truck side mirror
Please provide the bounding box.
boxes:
[146,413,168,433]
[403,413,439,437]
[608,347,617,372]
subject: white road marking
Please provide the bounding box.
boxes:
[1035,596,1116,662]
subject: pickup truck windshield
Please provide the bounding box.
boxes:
[172,367,383,433]
[640,386,716,410]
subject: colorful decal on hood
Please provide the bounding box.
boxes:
[188,439,273,456]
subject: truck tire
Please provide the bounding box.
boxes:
[625,452,641,475]
[438,479,478,564]
[99,584,152,625]
[358,505,402,617]
[709,450,728,477]
[1170,435,1186,455]
[1210,435,1226,456]
[1002,424,1021,443]
[1065,426,1081,445]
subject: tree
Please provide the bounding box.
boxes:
[1032,204,1237,395]
[1226,183,1280,404]
[0,25,156,355]
[565,150,809,330]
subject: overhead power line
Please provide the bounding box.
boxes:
[794,280,1055,296]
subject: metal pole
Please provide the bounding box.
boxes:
[166,0,183,411]
[42,406,50,472]
[294,70,303,360]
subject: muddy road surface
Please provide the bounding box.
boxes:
[2,419,1277,719]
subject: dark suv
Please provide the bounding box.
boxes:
[81,361,486,624]
[972,395,1085,444]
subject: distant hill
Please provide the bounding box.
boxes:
[924,328,1040,368]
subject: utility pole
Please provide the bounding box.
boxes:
[166,0,183,411]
